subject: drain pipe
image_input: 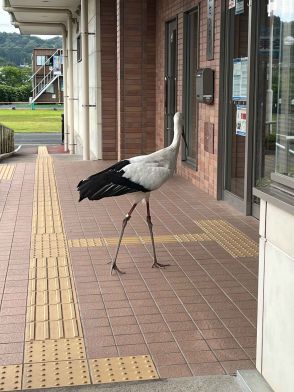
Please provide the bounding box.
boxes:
[62,30,68,152]
[81,0,90,160]
[67,18,75,155]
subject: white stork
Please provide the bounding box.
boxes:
[77,112,185,274]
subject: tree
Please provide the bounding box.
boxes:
[0,65,31,87]
[0,32,62,66]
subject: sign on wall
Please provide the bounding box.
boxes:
[232,57,248,100]
[236,105,247,136]
[207,0,214,60]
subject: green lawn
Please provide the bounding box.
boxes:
[0,109,63,133]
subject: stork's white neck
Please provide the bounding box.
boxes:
[170,120,182,150]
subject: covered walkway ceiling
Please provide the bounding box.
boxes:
[3,0,80,35]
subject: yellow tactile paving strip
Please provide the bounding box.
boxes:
[68,221,258,259]
[0,147,159,391]
[68,232,211,248]
[26,147,81,341]
[195,219,259,257]
[0,164,15,180]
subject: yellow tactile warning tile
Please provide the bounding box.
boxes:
[0,365,22,391]
[89,356,159,384]
[0,146,159,391]
[22,360,90,389]
[0,164,15,180]
[32,234,68,258]
[68,232,212,248]
[195,219,259,257]
[24,338,86,363]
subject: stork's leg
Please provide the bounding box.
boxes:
[110,203,137,275]
[146,201,170,269]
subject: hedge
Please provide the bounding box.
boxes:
[0,84,31,102]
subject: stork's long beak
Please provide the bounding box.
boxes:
[182,129,188,153]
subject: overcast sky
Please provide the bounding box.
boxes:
[0,7,58,39]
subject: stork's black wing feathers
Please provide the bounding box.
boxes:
[77,160,149,202]
[77,160,130,188]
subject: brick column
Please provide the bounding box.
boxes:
[101,0,117,160]
[116,0,156,160]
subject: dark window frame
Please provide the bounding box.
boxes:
[77,34,82,62]
[182,6,200,168]
[164,17,178,148]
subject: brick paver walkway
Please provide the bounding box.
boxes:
[0,147,258,390]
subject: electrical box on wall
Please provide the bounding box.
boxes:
[196,68,214,104]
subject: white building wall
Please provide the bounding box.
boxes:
[67,1,101,160]
[257,201,294,392]
[88,0,102,160]
[71,17,82,155]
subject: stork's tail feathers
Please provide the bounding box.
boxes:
[77,178,93,202]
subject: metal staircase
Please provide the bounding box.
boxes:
[31,49,63,103]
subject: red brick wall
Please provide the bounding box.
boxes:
[155,0,221,197]
[101,0,117,160]
[116,0,156,160]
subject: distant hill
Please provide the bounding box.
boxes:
[0,32,62,66]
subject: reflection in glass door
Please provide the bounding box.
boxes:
[165,19,177,147]
[224,2,249,200]
[254,1,279,196]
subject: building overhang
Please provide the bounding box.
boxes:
[2,0,80,35]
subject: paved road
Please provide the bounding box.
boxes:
[15,132,62,145]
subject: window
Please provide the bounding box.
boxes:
[183,7,199,166]
[36,56,46,66]
[255,0,294,191]
[45,84,54,94]
[77,35,82,62]
[46,56,53,67]
[36,55,53,67]
[274,4,294,180]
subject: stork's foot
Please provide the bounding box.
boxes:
[110,263,126,275]
[152,261,170,269]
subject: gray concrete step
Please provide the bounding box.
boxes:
[237,370,274,392]
[30,376,245,392]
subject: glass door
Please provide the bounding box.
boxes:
[223,1,249,203]
[253,0,294,216]
[253,1,279,213]
[165,19,177,147]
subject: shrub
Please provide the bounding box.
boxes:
[0,84,31,102]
